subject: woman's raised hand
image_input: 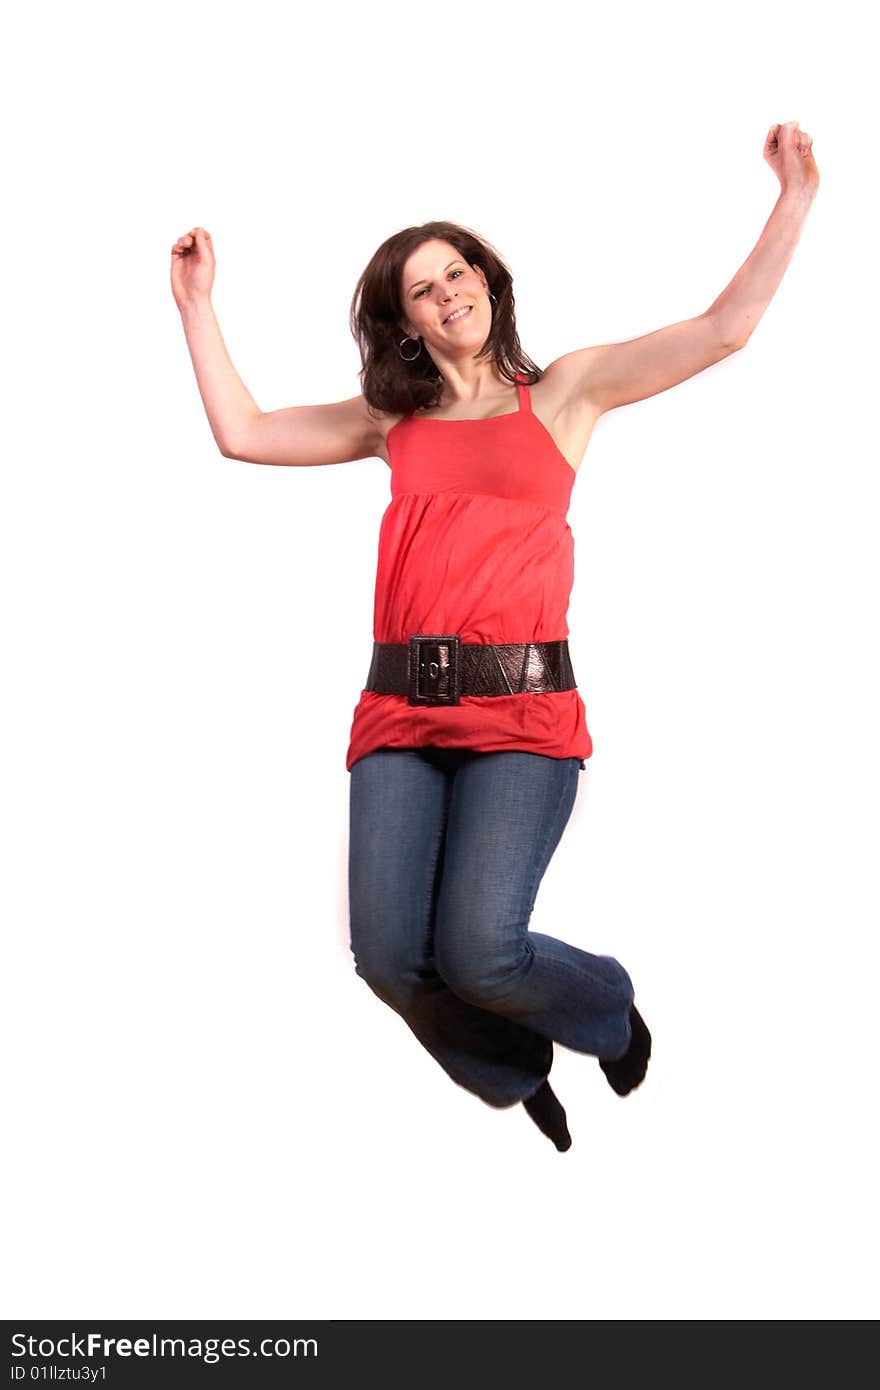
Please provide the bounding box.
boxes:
[763,120,819,199]
[170,226,216,308]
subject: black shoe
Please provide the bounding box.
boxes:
[522,1079,572,1151]
[599,1004,651,1097]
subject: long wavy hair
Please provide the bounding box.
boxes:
[349,220,543,420]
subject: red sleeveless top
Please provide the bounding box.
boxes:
[345,374,593,772]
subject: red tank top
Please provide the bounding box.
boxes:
[345,373,593,772]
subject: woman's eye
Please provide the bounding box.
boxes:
[415,270,463,299]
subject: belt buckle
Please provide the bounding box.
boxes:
[407,633,462,706]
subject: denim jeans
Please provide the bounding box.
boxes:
[348,746,634,1108]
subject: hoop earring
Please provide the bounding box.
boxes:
[398,336,422,361]
[489,292,497,304]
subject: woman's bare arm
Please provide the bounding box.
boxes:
[541,122,819,421]
[172,227,383,466]
[177,295,382,466]
[176,294,261,456]
[221,394,384,467]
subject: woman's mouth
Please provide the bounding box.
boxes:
[443,305,473,325]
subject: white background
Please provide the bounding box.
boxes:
[3,0,877,1321]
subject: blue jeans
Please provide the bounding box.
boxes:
[348,746,634,1108]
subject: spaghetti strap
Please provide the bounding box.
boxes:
[515,372,532,414]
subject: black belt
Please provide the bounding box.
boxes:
[365,635,577,706]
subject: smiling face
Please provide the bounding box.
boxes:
[399,238,492,356]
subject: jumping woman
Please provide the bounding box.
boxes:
[171,120,818,1151]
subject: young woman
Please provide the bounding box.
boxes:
[171,120,818,1151]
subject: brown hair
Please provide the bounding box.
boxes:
[349,219,543,420]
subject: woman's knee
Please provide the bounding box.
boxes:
[349,925,431,1012]
[604,956,635,1012]
[435,933,529,1007]
[350,937,399,1003]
